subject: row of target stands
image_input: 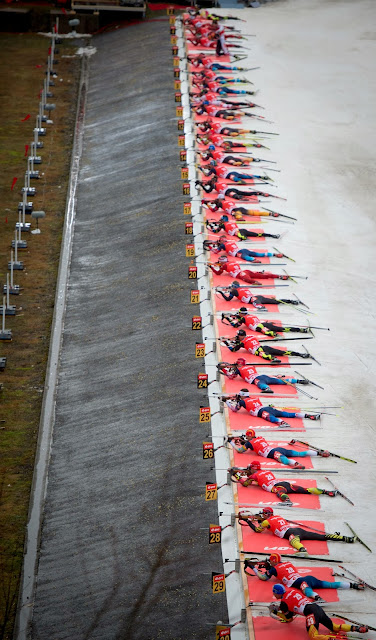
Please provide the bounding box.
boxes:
[169,10,374,640]
[0,23,61,377]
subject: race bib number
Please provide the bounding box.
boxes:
[173,55,179,66]
[181,166,189,180]
[167,6,175,15]
[183,182,190,196]
[174,91,181,103]
[171,36,178,46]
[188,266,197,279]
[174,79,181,90]
[183,201,191,214]
[217,629,231,640]
[306,614,315,628]
[185,222,193,234]
[176,105,183,117]
[178,134,185,147]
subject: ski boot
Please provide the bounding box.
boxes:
[292,462,305,469]
[314,595,326,604]
[305,414,320,420]
[350,582,365,590]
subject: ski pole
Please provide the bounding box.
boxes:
[278,300,312,315]
[294,371,324,390]
[289,439,357,464]
[325,477,354,506]
[338,566,376,591]
[344,522,372,553]
[328,615,376,632]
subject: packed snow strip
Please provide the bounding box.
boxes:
[177,1,376,637]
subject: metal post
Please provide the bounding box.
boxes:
[22,190,26,224]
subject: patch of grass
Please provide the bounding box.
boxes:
[0,33,81,640]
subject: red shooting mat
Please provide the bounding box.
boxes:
[199,177,257,186]
[194,113,244,125]
[215,319,284,341]
[198,188,260,204]
[253,615,346,640]
[247,566,339,603]
[226,411,305,433]
[221,374,298,397]
[240,520,329,555]
[207,248,273,265]
[233,446,313,470]
[203,206,263,224]
[213,294,284,314]
[212,272,278,290]
[219,342,291,366]
[236,479,321,510]
[197,141,262,153]
[206,228,265,243]
[188,64,236,74]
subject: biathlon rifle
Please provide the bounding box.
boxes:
[289,439,356,463]
[237,549,344,563]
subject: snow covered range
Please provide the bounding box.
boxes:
[181,1,376,638]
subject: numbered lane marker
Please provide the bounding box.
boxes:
[206,483,217,501]
[199,406,211,423]
[203,442,214,459]
[197,372,208,388]
[191,289,200,304]
[212,573,225,594]
[192,316,202,330]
